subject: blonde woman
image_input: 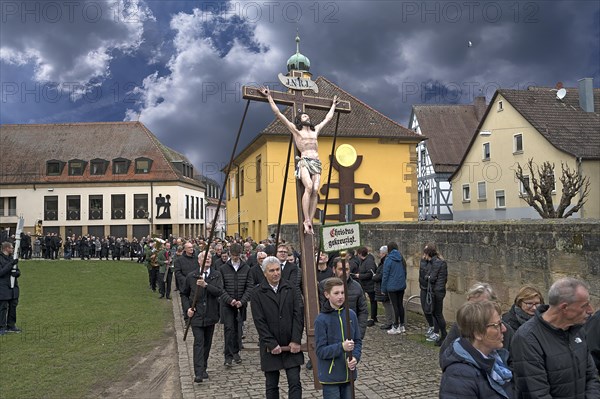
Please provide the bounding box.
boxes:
[502,285,544,332]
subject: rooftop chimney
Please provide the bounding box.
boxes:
[578,78,594,113]
[473,96,487,121]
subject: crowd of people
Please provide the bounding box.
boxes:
[5,231,146,261]
[1,230,599,398]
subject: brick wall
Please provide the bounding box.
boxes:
[273,220,600,321]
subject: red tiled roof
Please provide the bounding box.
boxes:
[412,98,486,174]
[450,86,600,180]
[260,76,423,140]
[498,87,600,159]
[0,121,201,186]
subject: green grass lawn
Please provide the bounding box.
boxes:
[0,260,173,399]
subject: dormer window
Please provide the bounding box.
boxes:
[46,160,65,176]
[113,158,130,175]
[90,158,108,175]
[172,161,193,178]
[68,159,87,176]
[135,157,153,174]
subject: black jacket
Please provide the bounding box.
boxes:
[318,277,368,339]
[502,305,533,333]
[419,256,447,293]
[372,256,388,302]
[280,261,299,288]
[584,310,600,375]
[0,253,19,300]
[440,338,514,399]
[219,260,252,307]
[181,268,223,327]
[357,253,376,294]
[511,305,600,399]
[174,253,197,291]
[251,279,304,372]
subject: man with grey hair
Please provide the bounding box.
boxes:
[251,256,304,398]
[511,277,599,398]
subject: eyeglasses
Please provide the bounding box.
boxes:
[486,320,505,331]
[522,301,541,308]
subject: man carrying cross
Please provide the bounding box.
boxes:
[259,87,339,235]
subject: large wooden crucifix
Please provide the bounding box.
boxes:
[242,71,351,385]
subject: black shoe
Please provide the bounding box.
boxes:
[380,324,392,330]
[194,375,203,383]
[233,353,242,364]
[166,296,171,300]
[6,326,21,333]
[159,295,164,299]
[202,371,209,379]
[224,359,233,368]
[434,337,446,347]
[367,319,375,327]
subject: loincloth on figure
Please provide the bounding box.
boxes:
[295,156,322,179]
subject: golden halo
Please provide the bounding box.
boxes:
[335,144,358,167]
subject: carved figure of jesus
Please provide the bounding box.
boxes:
[259,86,338,234]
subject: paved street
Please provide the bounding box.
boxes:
[172,293,442,399]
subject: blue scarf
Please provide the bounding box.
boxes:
[490,352,512,386]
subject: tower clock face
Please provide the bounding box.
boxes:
[335,144,358,167]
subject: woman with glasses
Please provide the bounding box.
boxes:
[440,301,515,399]
[502,285,544,332]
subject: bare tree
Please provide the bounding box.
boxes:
[515,159,590,218]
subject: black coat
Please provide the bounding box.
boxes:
[511,305,600,399]
[440,338,515,399]
[419,256,447,293]
[251,279,304,372]
[372,256,388,302]
[0,252,20,300]
[357,253,377,294]
[280,261,299,287]
[318,277,368,339]
[181,268,223,327]
[584,310,600,375]
[174,253,198,291]
[501,304,533,333]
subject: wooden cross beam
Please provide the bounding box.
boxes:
[242,75,351,388]
[242,86,351,115]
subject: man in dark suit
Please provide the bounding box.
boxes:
[276,244,299,288]
[251,256,304,399]
[182,251,223,383]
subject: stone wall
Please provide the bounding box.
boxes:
[273,220,600,321]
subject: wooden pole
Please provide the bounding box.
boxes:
[183,100,250,341]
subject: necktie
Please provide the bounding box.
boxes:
[203,271,208,280]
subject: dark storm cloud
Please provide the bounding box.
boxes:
[1,0,598,184]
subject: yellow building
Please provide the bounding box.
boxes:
[451,80,600,220]
[226,76,423,239]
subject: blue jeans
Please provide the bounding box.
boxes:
[322,383,352,399]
